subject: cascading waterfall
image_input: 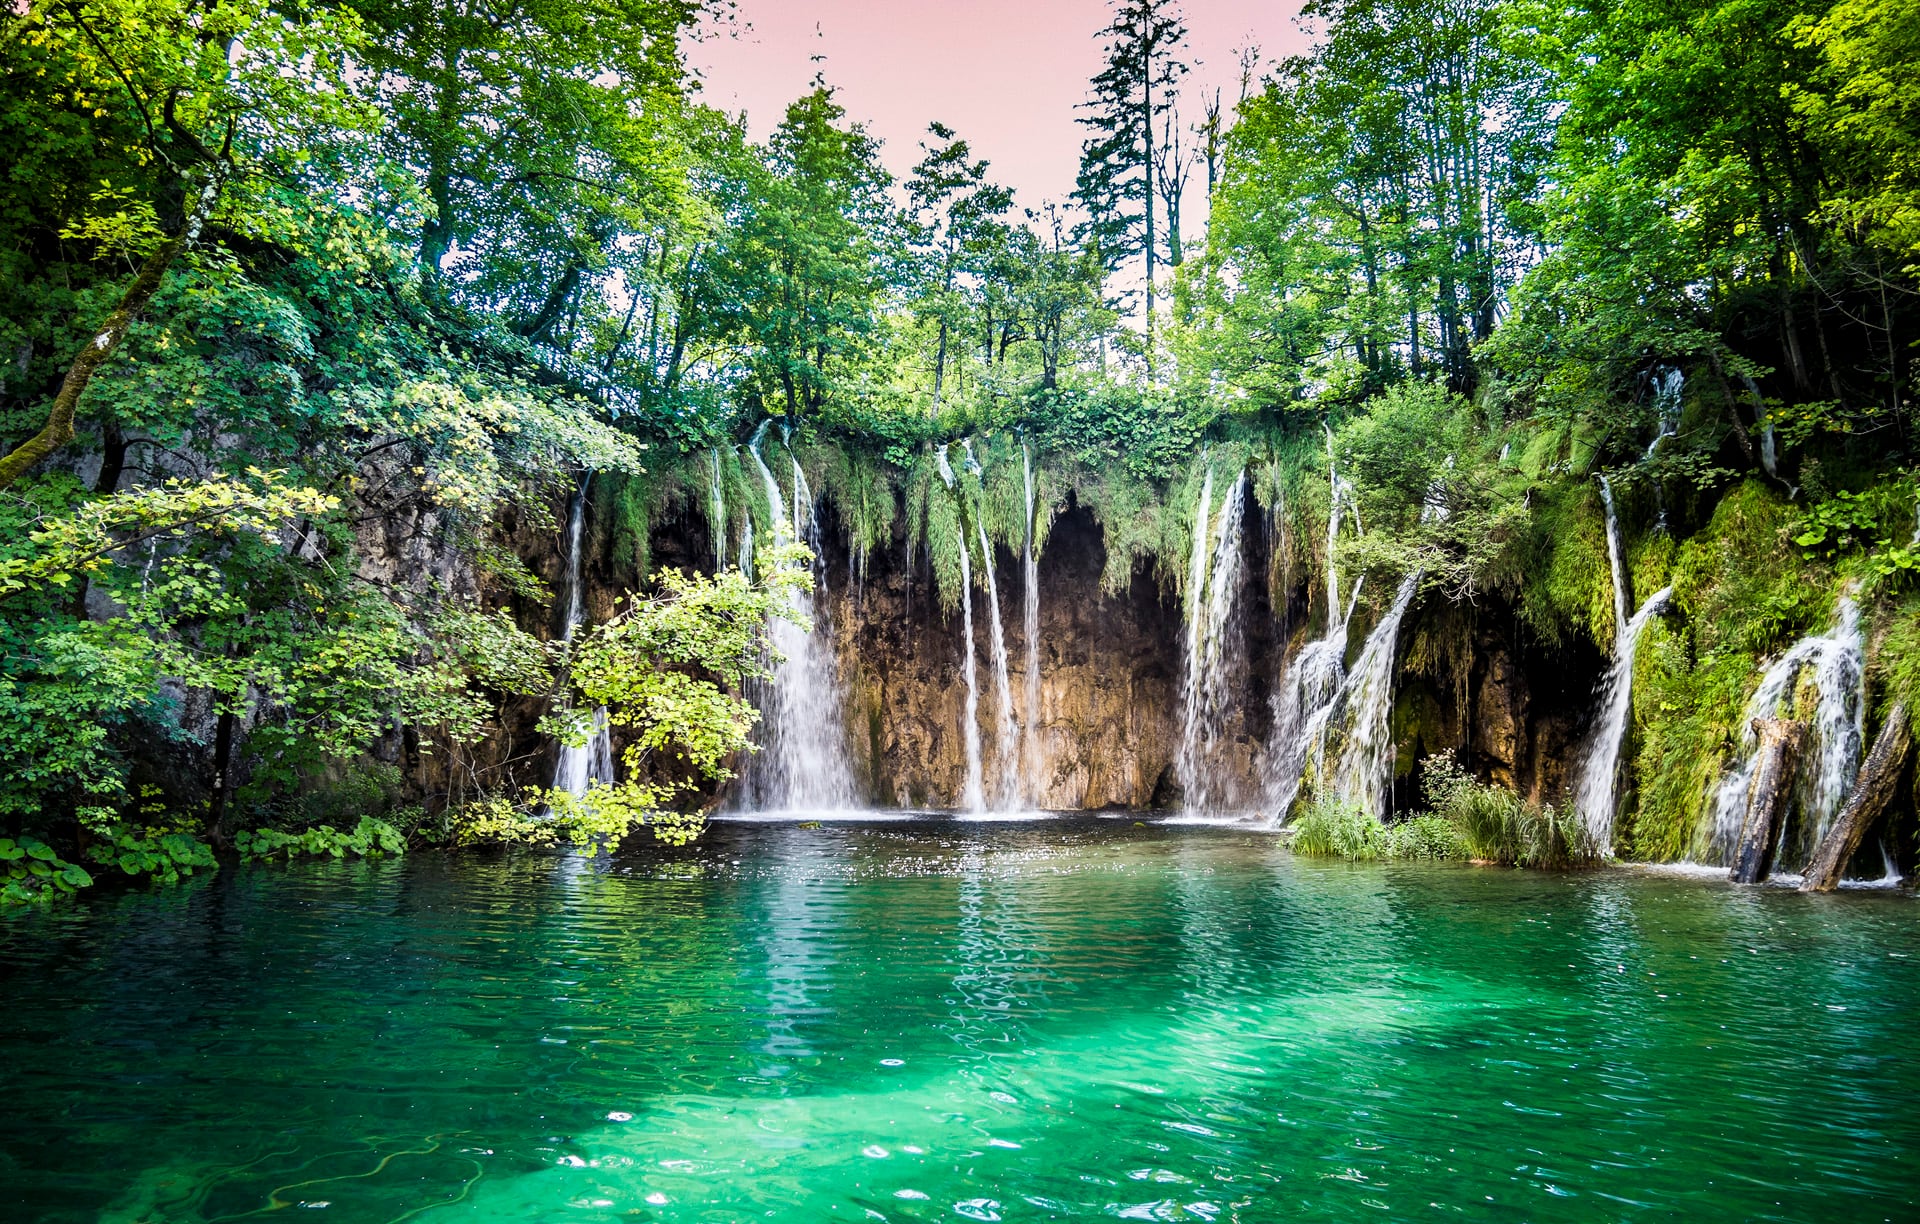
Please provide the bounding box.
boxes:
[1264,433,1362,823]
[937,447,987,812]
[552,473,615,799]
[1645,366,1683,459]
[1326,572,1421,817]
[1574,586,1674,848]
[955,522,986,812]
[1598,476,1630,642]
[1176,469,1251,812]
[740,422,856,811]
[976,517,1019,805]
[708,448,728,570]
[1177,465,1216,790]
[1020,442,1044,805]
[1706,596,1866,868]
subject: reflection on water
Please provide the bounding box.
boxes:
[2,814,1918,1223]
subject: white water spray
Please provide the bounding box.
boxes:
[1265,435,1364,823]
[1327,573,1421,817]
[935,443,986,811]
[1021,443,1044,806]
[1645,366,1683,460]
[1574,586,1673,849]
[708,448,728,570]
[956,523,985,812]
[1177,470,1251,812]
[552,474,615,799]
[740,422,856,811]
[977,517,1019,805]
[1706,597,1865,867]
[1178,465,1216,781]
[1598,475,1630,643]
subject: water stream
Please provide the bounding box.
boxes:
[739,423,856,812]
[707,448,727,570]
[1327,572,1421,817]
[1706,596,1866,868]
[551,473,615,799]
[1176,469,1250,812]
[1574,586,1674,849]
[976,518,1019,806]
[1264,431,1363,822]
[955,522,985,813]
[936,445,986,812]
[1020,443,1044,804]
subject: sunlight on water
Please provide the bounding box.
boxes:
[4,817,1918,1223]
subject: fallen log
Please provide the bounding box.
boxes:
[1731,718,1806,885]
[1801,703,1912,893]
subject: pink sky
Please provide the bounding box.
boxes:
[689,1,1313,212]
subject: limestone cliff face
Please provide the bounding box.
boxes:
[649,491,1609,814]
[820,501,1204,809]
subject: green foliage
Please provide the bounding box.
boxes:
[1793,479,1920,584]
[235,816,406,861]
[1288,794,1469,862]
[1423,757,1599,869]
[0,836,93,905]
[84,824,216,886]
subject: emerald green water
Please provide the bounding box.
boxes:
[4,817,1918,1223]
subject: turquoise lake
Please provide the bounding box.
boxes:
[3,815,1917,1222]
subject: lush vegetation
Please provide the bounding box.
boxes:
[1290,758,1600,868]
[1,0,1917,899]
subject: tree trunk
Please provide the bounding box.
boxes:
[206,707,238,845]
[0,173,220,489]
[1730,718,1806,884]
[1802,705,1911,892]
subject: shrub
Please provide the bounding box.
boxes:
[1290,796,1468,861]
[1388,813,1470,860]
[234,816,406,861]
[1290,795,1392,859]
[1428,762,1599,869]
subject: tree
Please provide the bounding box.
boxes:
[907,124,1014,412]
[1075,0,1188,359]
[0,0,369,487]
[712,87,898,427]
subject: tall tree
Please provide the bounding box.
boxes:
[907,124,1014,412]
[1074,0,1188,360]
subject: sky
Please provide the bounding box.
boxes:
[688,1,1313,214]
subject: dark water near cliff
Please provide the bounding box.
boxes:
[3,815,1918,1222]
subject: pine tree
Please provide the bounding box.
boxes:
[1073,0,1188,361]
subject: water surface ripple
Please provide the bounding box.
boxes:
[3,816,1917,1222]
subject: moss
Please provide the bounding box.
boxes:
[1511,478,1614,649]
[1617,483,1846,861]
[1870,592,1920,733]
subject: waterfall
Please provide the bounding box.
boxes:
[739,423,856,812]
[976,518,1019,805]
[1265,439,1364,823]
[1598,475,1630,644]
[1706,597,1866,868]
[708,448,728,570]
[933,440,986,810]
[1176,470,1250,812]
[1177,465,1216,790]
[552,473,615,799]
[1645,366,1683,460]
[1020,443,1044,805]
[1573,586,1674,848]
[1327,572,1421,817]
[1323,426,1344,624]
[955,523,985,812]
